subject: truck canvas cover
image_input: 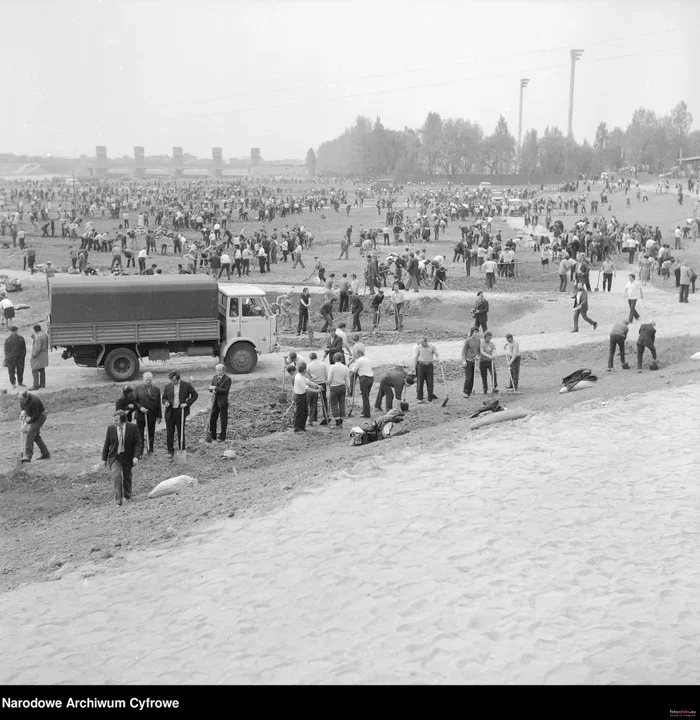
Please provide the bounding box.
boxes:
[50,275,219,324]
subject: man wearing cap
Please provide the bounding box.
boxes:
[607,319,630,371]
[472,291,489,332]
[208,363,232,442]
[3,325,26,388]
[134,371,162,455]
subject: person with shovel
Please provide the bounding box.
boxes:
[162,370,198,458]
[478,331,498,395]
[504,333,521,392]
[208,363,232,442]
[607,319,631,372]
[134,371,162,455]
[18,389,50,463]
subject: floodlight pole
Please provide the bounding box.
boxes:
[568,49,584,139]
[518,78,529,151]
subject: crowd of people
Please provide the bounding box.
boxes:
[1,172,694,508]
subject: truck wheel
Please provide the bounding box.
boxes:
[225,343,257,374]
[104,348,140,382]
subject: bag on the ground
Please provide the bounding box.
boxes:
[562,368,598,390]
[470,399,504,419]
[148,474,198,499]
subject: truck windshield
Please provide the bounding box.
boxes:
[240,297,268,317]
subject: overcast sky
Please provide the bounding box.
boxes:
[2,0,698,160]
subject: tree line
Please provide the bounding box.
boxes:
[310,101,698,179]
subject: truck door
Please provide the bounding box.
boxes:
[226,296,242,341]
[239,296,274,352]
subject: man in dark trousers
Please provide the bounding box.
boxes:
[29,324,49,389]
[607,319,630,371]
[296,287,310,335]
[3,325,26,388]
[351,292,364,332]
[637,321,658,372]
[571,282,598,333]
[413,336,440,403]
[162,370,199,457]
[102,410,142,506]
[19,389,50,463]
[134,371,162,455]
[461,326,481,397]
[472,291,489,332]
[208,363,232,442]
[319,297,335,333]
[374,365,408,411]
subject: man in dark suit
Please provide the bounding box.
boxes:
[162,370,199,456]
[134,371,162,455]
[571,282,598,333]
[208,363,232,442]
[102,410,142,506]
[3,325,26,388]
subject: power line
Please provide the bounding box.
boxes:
[129,44,686,126]
[28,24,687,130]
[126,25,684,115]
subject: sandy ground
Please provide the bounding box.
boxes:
[1,382,698,685]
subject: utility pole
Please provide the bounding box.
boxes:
[518,78,529,151]
[568,49,584,139]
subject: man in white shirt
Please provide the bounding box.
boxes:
[306,352,328,425]
[137,248,148,273]
[241,246,251,275]
[0,295,15,327]
[219,252,232,281]
[293,360,321,432]
[348,349,374,418]
[623,273,643,323]
[482,258,498,289]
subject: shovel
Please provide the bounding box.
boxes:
[594,269,601,292]
[347,376,357,418]
[440,363,449,407]
[278,364,288,404]
[175,409,187,462]
[143,410,151,454]
[18,414,26,466]
[205,391,216,443]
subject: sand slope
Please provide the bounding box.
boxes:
[1,384,698,684]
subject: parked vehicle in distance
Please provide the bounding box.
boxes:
[48,275,278,381]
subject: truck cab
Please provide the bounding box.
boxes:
[218,284,278,373]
